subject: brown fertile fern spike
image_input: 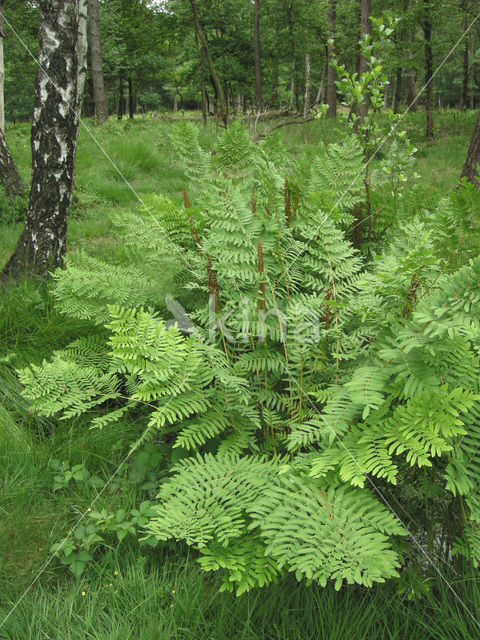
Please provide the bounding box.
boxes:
[183,185,201,249]
[257,242,266,311]
[404,277,420,317]
[207,256,220,312]
[183,185,191,209]
[284,178,291,227]
[182,184,218,309]
[292,183,300,217]
[323,288,332,330]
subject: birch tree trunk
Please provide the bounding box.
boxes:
[326,0,336,118]
[253,0,263,111]
[87,0,108,123]
[3,0,88,280]
[303,53,311,119]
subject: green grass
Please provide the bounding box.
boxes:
[1,547,480,639]
[1,110,480,639]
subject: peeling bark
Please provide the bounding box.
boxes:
[2,0,88,280]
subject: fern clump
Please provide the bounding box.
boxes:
[18,120,480,592]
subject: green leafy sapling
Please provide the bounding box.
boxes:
[322,17,417,248]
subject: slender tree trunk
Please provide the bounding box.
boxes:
[199,47,208,128]
[406,46,417,110]
[2,0,88,280]
[326,0,336,118]
[87,0,108,123]
[0,129,24,198]
[358,0,371,120]
[0,0,22,199]
[314,82,324,106]
[272,56,279,107]
[287,1,296,111]
[460,105,480,189]
[118,74,124,120]
[253,0,263,111]
[303,53,311,119]
[424,0,434,139]
[0,1,5,133]
[189,0,227,127]
[128,76,134,119]
[471,36,475,109]
[289,61,296,110]
[461,38,469,109]
[393,67,403,113]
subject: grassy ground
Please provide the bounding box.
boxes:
[0,110,479,639]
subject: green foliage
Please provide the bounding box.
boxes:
[17,120,480,596]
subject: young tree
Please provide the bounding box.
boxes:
[358,0,371,120]
[423,0,434,139]
[3,0,88,280]
[253,0,263,111]
[87,0,108,123]
[188,0,228,126]
[326,0,336,118]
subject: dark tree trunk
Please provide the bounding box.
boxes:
[253,0,263,111]
[326,0,336,118]
[424,0,434,139]
[393,67,403,113]
[199,47,208,128]
[189,0,227,127]
[461,39,469,109]
[358,0,371,120]
[286,1,296,110]
[128,76,134,119]
[2,0,87,280]
[460,105,480,189]
[118,74,124,120]
[0,129,24,198]
[0,0,5,132]
[87,0,108,123]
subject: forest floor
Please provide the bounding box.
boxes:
[0,110,479,639]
